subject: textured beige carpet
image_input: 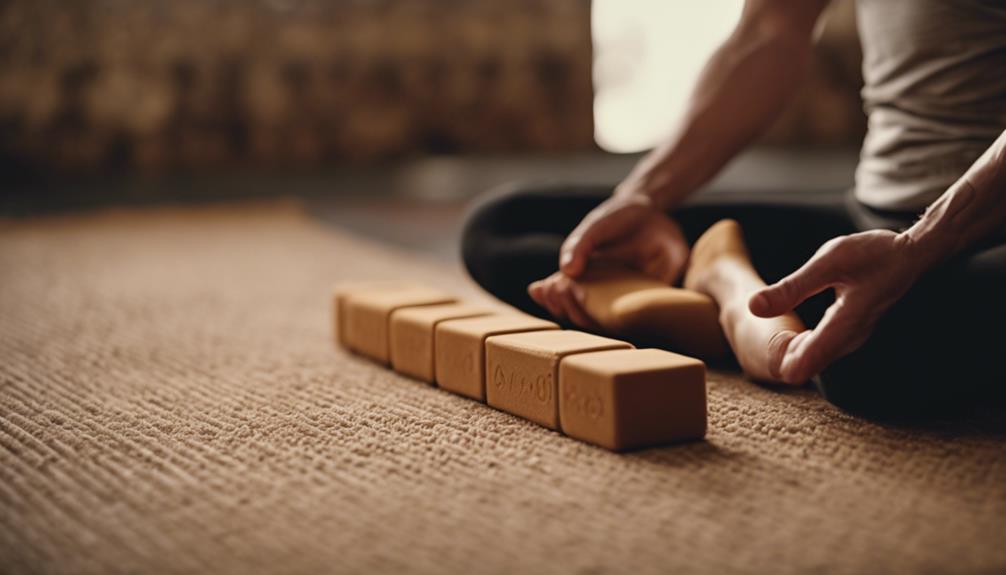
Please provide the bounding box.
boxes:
[2,200,1004,575]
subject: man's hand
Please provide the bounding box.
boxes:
[557,194,690,283]
[749,230,927,383]
[527,271,601,330]
[528,194,688,327]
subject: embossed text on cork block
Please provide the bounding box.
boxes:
[344,287,456,364]
[558,348,706,451]
[390,303,493,383]
[435,315,558,401]
[485,330,632,429]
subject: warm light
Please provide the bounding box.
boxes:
[592,1,744,153]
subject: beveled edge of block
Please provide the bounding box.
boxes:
[485,329,633,360]
[343,287,458,364]
[435,314,559,337]
[332,281,423,350]
[484,331,632,430]
[390,303,494,326]
[557,348,707,451]
[433,315,559,402]
[561,347,705,377]
[347,287,457,312]
[389,304,496,381]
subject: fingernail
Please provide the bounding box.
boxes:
[560,252,572,268]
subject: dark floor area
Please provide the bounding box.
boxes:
[3,148,859,262]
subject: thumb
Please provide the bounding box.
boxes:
[561,197,650,277]
[749,257,830,318]
[560,231,594,277]
[562,216,619,277]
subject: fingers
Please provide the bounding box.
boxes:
[527,275,600,330]
[588,221,690,285]
[766,329,800,381]
[560,211,620,277]
[528,279,564,321]
[559,229,593,278]
[559,196,653,278]
[658,230,690,285]
[749,253,833,318]
[776,329,814,384]
[591,241,638,264]
[776,299,871,383]
[557,283,601,331]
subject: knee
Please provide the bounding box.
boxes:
[460,182,567,282]
[461,183,532,250]
[461,183,529,285]
[814,345,971,422]
[813,368,919,422]
[813,366,896,420]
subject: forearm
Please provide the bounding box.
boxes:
[617,1,829,211]
[902,129,1006,269]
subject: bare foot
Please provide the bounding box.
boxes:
[684,220,805,383]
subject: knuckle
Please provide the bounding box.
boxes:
[563,233,584,251]
[817,237,846,258]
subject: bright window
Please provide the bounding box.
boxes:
[592,1,744,153]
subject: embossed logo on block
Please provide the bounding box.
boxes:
[562,383,604,420]
[443,342,476,376]
[493,363,551,403]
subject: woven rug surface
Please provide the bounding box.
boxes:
[2,201,1004,575]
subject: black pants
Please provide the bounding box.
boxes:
[460,183,1006,421]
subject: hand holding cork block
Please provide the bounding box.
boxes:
[343,287,456,364]
[435,315,559,401]
[485,330,632,429]
[559,348,707,451]
[390,303,493,383]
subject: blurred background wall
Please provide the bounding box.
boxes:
[0,0,594,176]
[0,0,864,195]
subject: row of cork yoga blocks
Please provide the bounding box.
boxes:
[334,275,720,451]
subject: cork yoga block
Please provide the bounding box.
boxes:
[333,281,708,451]
[485,330,633,430]
[389,303,493,383]
[576,266,729,360]
[333,281,417,350]
[435,315,559,401]
[559,348,707,451]
[343,287,456,364]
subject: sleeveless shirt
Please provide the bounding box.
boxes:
[854,0,1006,211]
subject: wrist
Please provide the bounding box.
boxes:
[614,171,678,212]
[610,187,659,214]
[612,179,657,209]
[895,226,953,277]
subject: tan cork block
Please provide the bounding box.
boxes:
[434,315,558,401]
[559,348,706,451]
[577,266,729,360]
[344,287,456,364]
[389,303,494,383]
[333,281,417,350]
[485,330,633,429]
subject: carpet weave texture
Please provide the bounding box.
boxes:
[2,201,1004,575]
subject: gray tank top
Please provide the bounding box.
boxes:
[854,0,1006,212]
